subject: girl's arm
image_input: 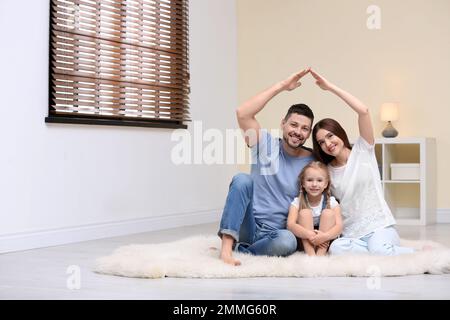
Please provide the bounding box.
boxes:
[310,69,374,145]
[310,206,343,245]
[325,206,343,240]
[287,205,316,240]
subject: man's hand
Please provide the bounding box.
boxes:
[310,68,334,91]
[279,67,311,91]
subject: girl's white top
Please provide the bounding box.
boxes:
[328,137,396,238]
[290,195,339,226]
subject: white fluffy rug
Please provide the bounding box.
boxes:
[94,235,450,279]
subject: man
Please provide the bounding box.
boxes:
[218,68,315,265]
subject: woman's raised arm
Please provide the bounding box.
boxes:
[310,69,374,145]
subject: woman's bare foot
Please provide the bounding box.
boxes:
[220,252,241,266]
[422,245,434,251]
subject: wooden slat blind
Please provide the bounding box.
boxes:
[48,0,190,127]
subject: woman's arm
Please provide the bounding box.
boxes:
[287,205,316,240]
[310,69,374,145]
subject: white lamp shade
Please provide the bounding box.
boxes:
[380,102,399,122]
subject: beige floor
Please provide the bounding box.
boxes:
[1,223,450,300]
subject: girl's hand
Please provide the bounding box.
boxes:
[279,67,311,91]
[310,230,329,246]
[318,242,330,250]
[310,69,334,91]
[306,230,317,242]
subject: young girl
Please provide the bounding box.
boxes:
[309,68,416,255]
[287,161,343,256]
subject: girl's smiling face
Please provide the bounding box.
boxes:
[302,167,329,197]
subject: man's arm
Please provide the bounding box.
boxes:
[236,68,310,147]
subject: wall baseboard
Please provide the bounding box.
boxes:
[437,209,450,224]
[0,209,221,254]
[1,208,449,254]
[392,208,450,225]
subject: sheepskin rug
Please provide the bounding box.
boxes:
[94,235,450,279]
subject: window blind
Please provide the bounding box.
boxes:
[47,0,190,128]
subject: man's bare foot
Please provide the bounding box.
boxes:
[220,253,241,266]
[220,234,241,266]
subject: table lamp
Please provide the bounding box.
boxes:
[380,102,399,138]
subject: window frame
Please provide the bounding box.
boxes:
[46,0,190,129]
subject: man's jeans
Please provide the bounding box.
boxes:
[218,173,297,257]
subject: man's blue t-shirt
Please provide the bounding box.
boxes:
[250,130,314,230]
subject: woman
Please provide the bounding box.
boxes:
[309,69,415,255]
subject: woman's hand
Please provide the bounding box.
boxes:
[310,69,334,91]
[279,67,311,91]
[310,69,375,144]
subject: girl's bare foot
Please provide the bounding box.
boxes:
[316,242,330,256]
[422,245,434,251]
[305,251,316,256]
[220,253,241,266]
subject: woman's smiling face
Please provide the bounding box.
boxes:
[315,128,345,157]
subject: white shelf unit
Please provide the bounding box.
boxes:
[374,137,436,225]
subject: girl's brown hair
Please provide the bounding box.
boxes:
[297,161,331,210]
[312,118,352,164]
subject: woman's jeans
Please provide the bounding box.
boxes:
[329,226,415,256]
[218,173,297,257]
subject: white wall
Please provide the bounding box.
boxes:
[0,0,238,252]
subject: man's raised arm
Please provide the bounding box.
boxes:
[236,68,310,147]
